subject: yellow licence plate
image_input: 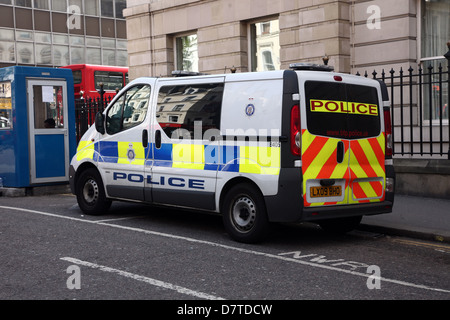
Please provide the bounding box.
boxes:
[310,185,342,198]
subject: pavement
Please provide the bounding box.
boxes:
[1,184,449,243]
[360,194,450,243]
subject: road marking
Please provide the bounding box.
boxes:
[2,205,450,294]
[61,257,225,300]
[92,216,147,223]
[391,238,450,253]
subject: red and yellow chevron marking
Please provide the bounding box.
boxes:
[348,134,386,203]
[302,130,350,207]
[301,130,386,207]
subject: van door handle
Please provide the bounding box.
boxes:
[142,129,148,148]
[155,130,161,149]
[336,141,344,163]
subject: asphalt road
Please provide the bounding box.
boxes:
[1,193,449,307]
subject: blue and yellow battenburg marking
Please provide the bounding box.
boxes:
[76,141,281,175]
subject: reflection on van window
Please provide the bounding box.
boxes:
[305,81,380,139]
[0,81,12,129]
[156,83,224,140]
[106,84,151,135]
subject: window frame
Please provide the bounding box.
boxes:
[248,17,280,72]
[174,33,199,72]
[105,84,151,135]
[417,0,449,124]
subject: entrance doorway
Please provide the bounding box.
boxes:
[27,79,69,184]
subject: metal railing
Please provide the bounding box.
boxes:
[74,84,113,141]
[357,57,449,159]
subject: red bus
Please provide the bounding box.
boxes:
[60,64,129,100]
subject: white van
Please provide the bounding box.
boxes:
[69,64,395,243]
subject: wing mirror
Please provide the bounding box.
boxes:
[95,112,105,134]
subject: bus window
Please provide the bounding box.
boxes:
[72,70,82,84]
[94,71,125,91]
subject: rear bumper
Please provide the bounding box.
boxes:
[301,200,394,222]
[265,165,395,223]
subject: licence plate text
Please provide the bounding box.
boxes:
[310,185,342,198]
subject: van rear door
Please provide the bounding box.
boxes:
[300,75,385,208]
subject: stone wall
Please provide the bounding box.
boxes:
[124,0,352,79]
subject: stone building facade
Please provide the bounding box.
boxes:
[124,0,448,79]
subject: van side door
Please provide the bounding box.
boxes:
[97,83,152,201]
[148,77,224,210]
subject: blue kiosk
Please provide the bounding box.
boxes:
[0,66,76,188]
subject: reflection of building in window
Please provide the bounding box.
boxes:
[421,0,449,121]
[262,51,275,71]
[0,81,12,129]
[106,85,151,135]
[176,34,199,72]
[250,19,280,72]
[37,45,52,64]
[0,0,128,67]
[18,45,33,64]
[156,83,223,140]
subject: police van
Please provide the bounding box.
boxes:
[69,63,395,243]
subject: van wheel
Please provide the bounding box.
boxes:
[222,184,270,243]
[318,216,362,234]
[76,168,111,215]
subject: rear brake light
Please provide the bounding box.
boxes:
[291,104,301,157]
[384,107,393,158]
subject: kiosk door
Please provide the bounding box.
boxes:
[27,80,70,184]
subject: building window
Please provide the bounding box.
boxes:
[15,0,32,7]
[101,0,114,17]
[250,19,280,72]
[420,0,449,121]
[176,34,198,72]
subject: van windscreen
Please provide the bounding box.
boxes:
[305,81,381,139]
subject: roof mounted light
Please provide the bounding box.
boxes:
[171,70,209,77]
[289,63,334,72]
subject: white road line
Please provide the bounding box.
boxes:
[61,257,225,300]
[2,205,450,294]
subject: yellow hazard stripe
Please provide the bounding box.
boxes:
[76,140,95,161]
[172,144,205,170]
[239,146,280,175]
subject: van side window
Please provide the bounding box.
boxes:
[156,83,224,140]
[106,84,151,135]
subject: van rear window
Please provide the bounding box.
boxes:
[305,81,381,139]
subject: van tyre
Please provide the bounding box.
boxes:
[76,168,111,215]
[222,183,271,243]
[318,216,362,234]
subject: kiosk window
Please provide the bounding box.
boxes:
[0,81,12,129]
[32,85,65,129]
[106,84,151,135]
[156,83,223,140]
